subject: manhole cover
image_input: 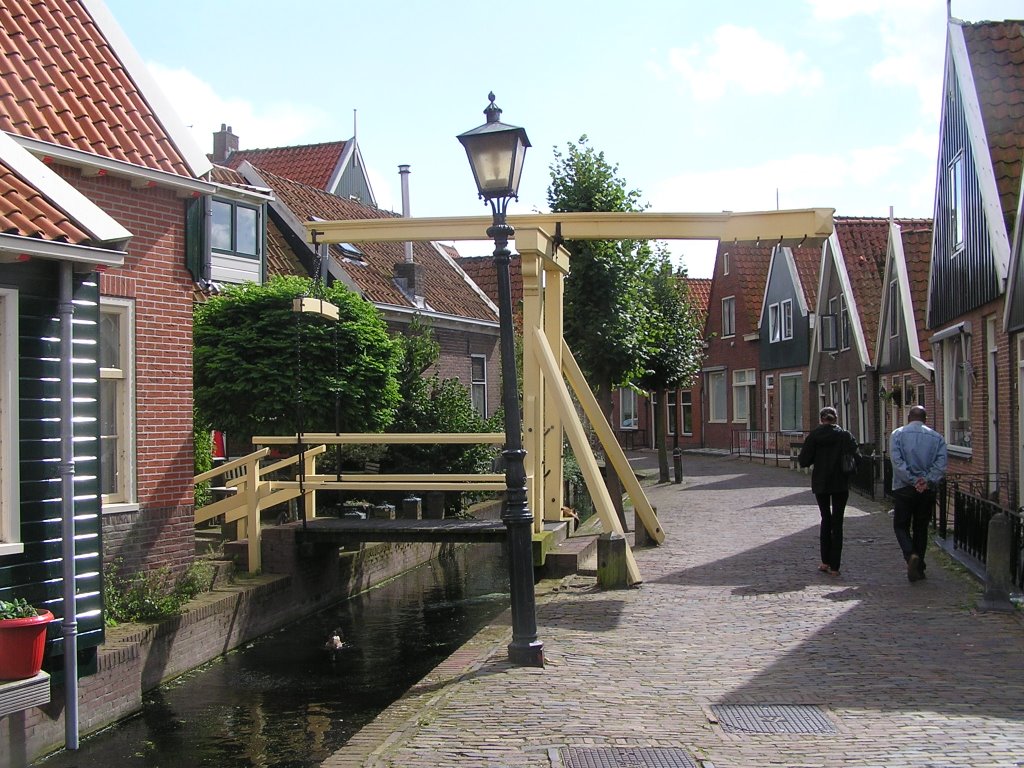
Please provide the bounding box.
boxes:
[560,746,699,768]
[710,704,836,734]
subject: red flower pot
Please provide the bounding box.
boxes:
[0,609,54,680]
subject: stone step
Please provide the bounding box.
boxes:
[542,533,599,578]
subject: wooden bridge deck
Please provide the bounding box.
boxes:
[293,517,508,545]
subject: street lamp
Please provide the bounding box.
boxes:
[458,93,543,667]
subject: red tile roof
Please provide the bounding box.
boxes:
[961,20,1024,235]
[456,254,523,322]
[0,157,91,243]
[899,221,934,361]
[0,0,193,176]
[253,167,497,323]
[225,142,348,190]
[681,277,712,321]
[789,245,820,310]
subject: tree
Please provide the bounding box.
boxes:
[193,276,401,444]
[548,136,657,525]
[637,252,706,482]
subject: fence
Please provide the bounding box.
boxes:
[935,472,1016,539]
[950,484,1024,592]
[731,430,806,467]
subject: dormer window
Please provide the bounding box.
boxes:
[187,195,265,286]
[212,199,259,258]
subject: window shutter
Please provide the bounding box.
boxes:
[185,196,208,281]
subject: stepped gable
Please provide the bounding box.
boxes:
[960,19,1024,233]
[225,142,348,191]
[0,0,192,176]
[256,167,497,322]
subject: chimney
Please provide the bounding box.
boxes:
[399,164,414,264]
[213,124,238,163]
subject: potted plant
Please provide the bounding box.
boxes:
[0,598,54,680]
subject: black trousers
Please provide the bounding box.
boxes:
[814,491,848,571]
[893,487,934,567]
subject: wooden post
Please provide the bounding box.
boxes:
[597,532,629,589]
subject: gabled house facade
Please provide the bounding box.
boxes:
[757,244,819,437]
[701,243,770,449]
[810,218,889,447]
[1005,154,1024,500]
[874,219,934,446]
[1,0,214,716]
[927,18,1022,502]
[237,164,503,419]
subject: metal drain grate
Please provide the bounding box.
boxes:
[560,746,700,768]
[710,704,836,734]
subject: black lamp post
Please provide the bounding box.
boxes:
[458,93,543,667]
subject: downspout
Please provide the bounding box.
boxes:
[59,261,80,750]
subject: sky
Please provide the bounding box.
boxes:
[102,0,1022,278]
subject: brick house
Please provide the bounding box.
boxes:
[701,242,771,450]
[874,218,934,449]
[756,244,819,439]
[809,217,890,448]
[926,17,1022,504]
[1,0,215,709]
[232,163,503,419]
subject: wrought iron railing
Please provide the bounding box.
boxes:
[1011,507,1024,592]
[935,472,1016,539]
[731,430,806,467]
[951,485,1024,591]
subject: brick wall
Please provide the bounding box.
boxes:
[55,167,196,576]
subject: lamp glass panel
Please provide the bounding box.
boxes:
[467,133,516,194]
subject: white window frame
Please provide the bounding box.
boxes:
[723,251,730,276]
[768,302,781,343]
[781,299,793,340]
[857,375,868,442]
[937,334,972,453]
[681,390,693,435]
[708,370,727,423]
[888,279,899,337]
[722,296,736,338]
[949,152,965,254]
[779,372,803,432]
[841,378,851,431]
[732,368,755,423]
[100,299,137,510]
[818,382,827,413]
[620,389,638,430]
[470,354,487,416]
[0,287,23,555]
[839,294,850,350]
[829,381,839,409]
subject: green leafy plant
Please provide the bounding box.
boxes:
[0,598,39,620]
[103,559,216,626]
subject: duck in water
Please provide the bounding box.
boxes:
[324,628,346,662]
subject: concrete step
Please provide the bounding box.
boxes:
[542,533,599,578]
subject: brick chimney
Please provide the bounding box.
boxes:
[212,124,238,163]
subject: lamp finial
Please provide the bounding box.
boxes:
[484,92,501,123]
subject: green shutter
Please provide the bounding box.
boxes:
[185,196,207,281]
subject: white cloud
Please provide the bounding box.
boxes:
[146,63,329,153]
[663,25,824,102]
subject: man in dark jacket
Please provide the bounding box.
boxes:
[798,406,861,576]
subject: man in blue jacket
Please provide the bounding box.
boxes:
[889,405,948,582]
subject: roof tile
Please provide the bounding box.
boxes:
[225,142,348,190]
[0,157,92,243]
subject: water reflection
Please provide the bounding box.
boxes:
[39,543,509,767]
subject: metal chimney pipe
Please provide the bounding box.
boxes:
[399,165,413,264]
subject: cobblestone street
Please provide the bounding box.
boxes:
[324,454,1024,768]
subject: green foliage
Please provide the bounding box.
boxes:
[193,407,213,509]
[547,136,657,395]
[385,320,497,475]
[193,276,401,442]
[0,598,38,620]
[103,558,216,626]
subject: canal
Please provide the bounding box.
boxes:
[37,543,509,767]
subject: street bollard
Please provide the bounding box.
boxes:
[673,448,683,484]
[979,511,1014,612]
[597,531,629,589]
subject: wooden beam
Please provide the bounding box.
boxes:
[301,209,834,246]
[293,297,339,320]
[253,432,506,445]
[272,480,507,492]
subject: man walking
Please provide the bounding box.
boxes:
[890,405,947,582]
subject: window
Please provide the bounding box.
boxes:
[470,355,487,416]
[0,287,22,555]
[941,335,971,450]
[620,389,638,429]
[857,375,868,442]
[818,383,827,413]
[722,296,736,337]
[820,296,838,351]
[839,295,850,350]
[780,373,803,431]
[681,391,693,435]
[781,299,793,340]
[211,199,260,258]
[769,303,781,342]
[829,381,839,409]
[949,152,964,253]
[733,368,755,423]
[723,251,730,275]
[100,300,136,506]
[841,379,851,430]
[888,279,899,337]
[708,371,727,422]
[667,391,677,436]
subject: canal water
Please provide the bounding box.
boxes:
[38,543,509,767]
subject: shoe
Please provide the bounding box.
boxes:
[818,563,830,572]
[907,554,923,582]
[827,569,841,577]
